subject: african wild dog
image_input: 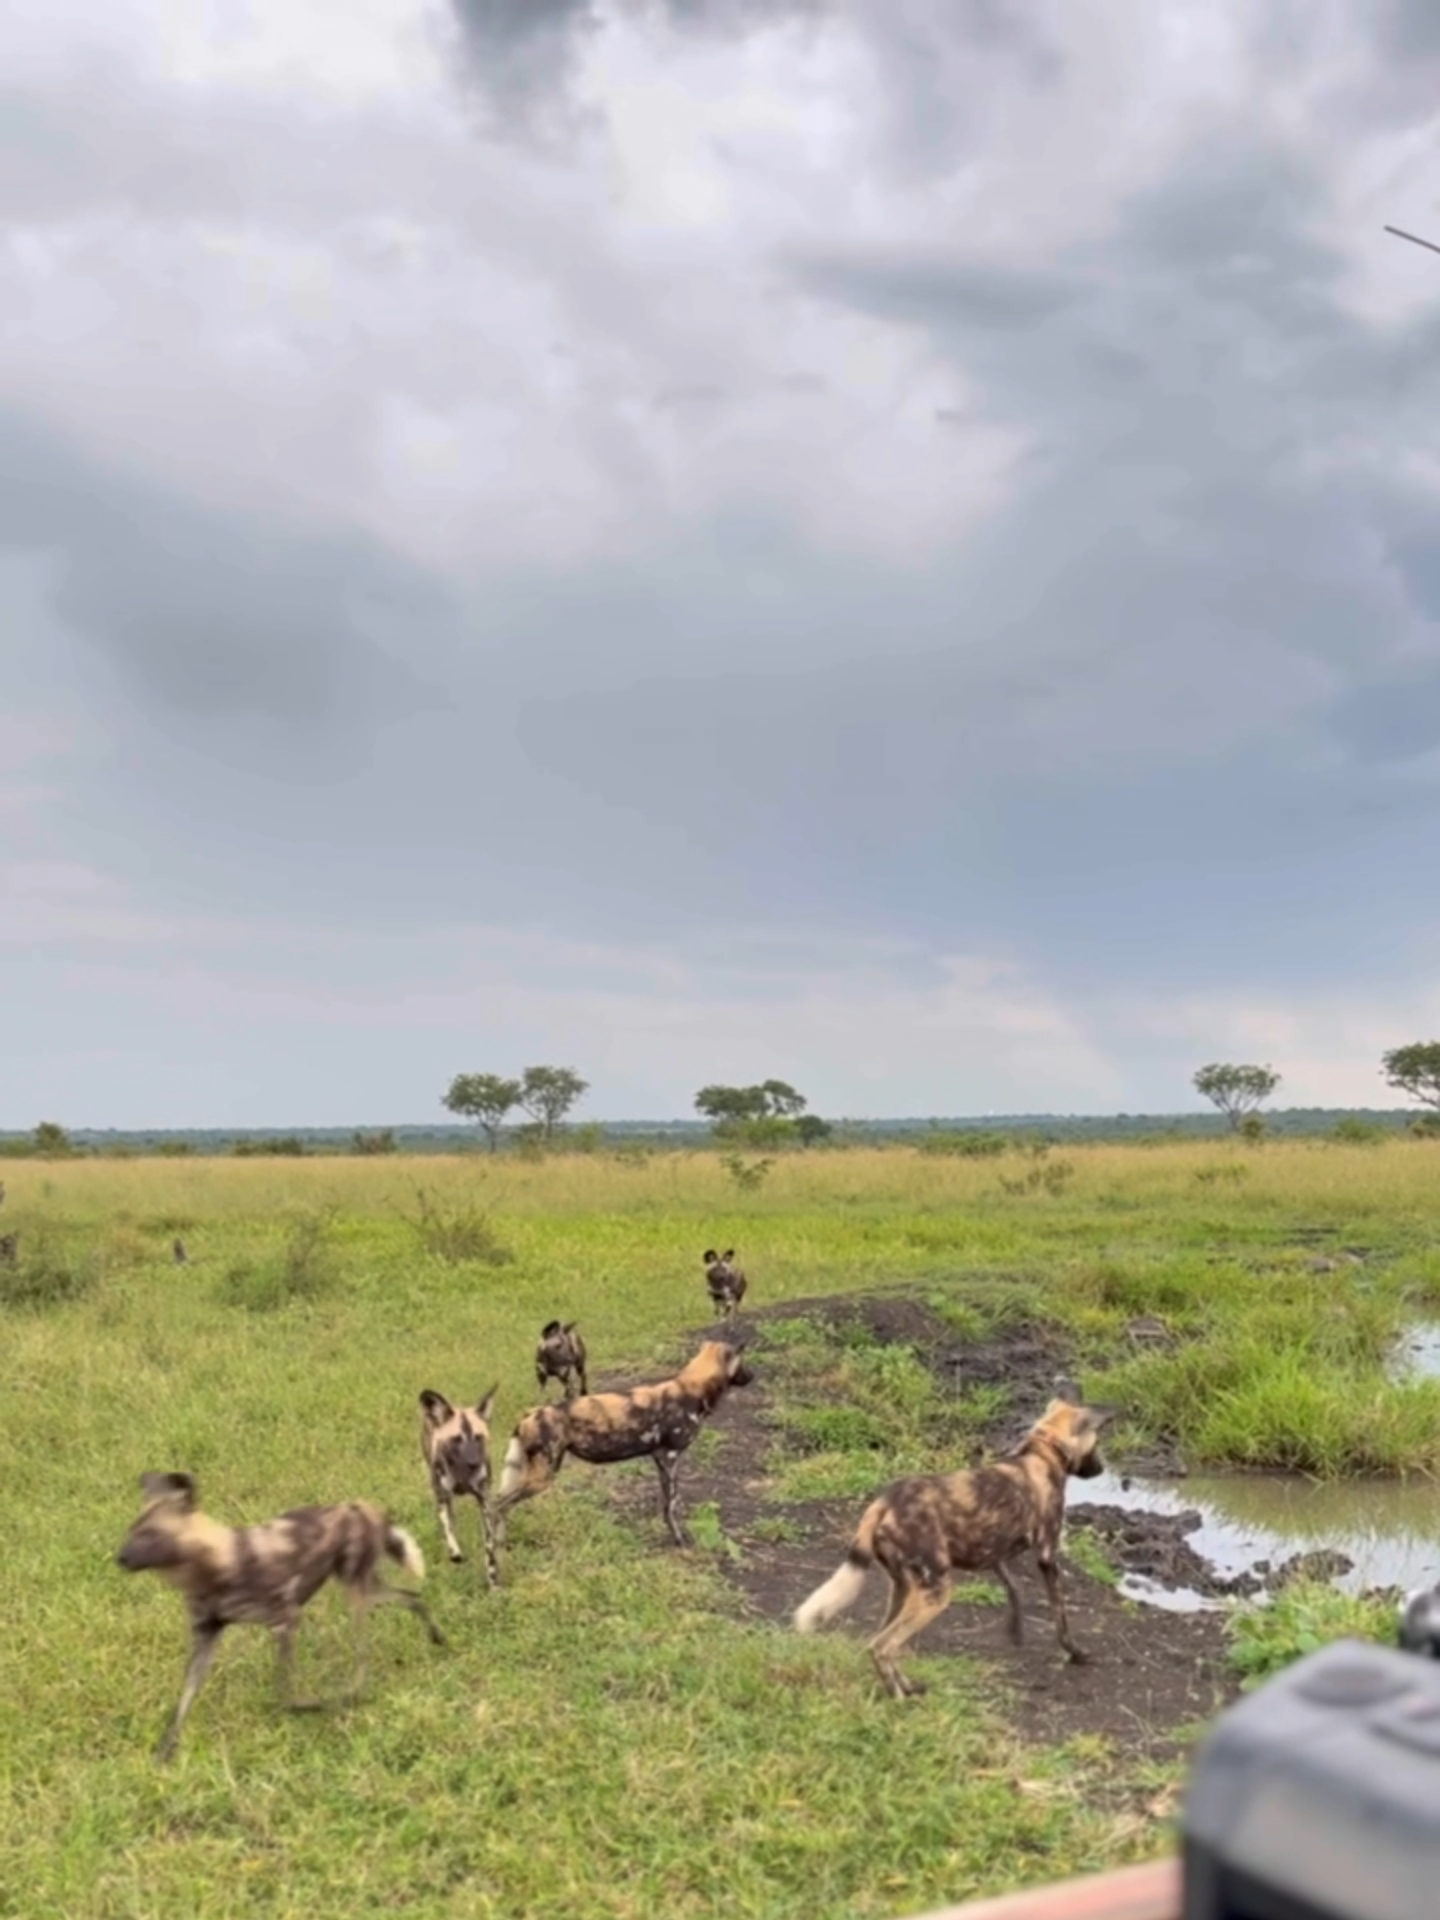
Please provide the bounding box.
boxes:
[116,1472,444,1760]
[418,1383,501,1584]
[793,1393,1119,1698]
[703,1248,747,1318]
[0,1232,16,1267]
[535,1320,588,1401]
[496,1338,755,1547]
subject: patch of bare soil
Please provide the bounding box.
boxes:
[601,1293,1246,1763]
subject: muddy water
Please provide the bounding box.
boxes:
[1071,1469,1440,1610]
[1066,1321,1440,1612]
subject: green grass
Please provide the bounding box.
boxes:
[761,1314,987,1503]
[4,1138,1440,1915]
[1226,1583,1399,1690]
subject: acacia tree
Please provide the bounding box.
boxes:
[442,1073,523,1154]
[694,1079,827,1145]
[695,1080,808,1126]
[518,1065,589,1144]
[1381,1042,1440,1111]
[1192,1063,1281,1132]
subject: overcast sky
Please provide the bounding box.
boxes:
[6,0,1440,1126]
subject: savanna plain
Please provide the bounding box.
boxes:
[3,1138,1437,1920]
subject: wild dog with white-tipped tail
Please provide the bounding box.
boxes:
[793,1394,1119,1698]
[116,1472,443,1759]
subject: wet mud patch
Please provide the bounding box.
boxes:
[600,1292,1246,1762]
[1066,1503,1355,1601]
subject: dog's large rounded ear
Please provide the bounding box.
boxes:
[142,1470,196,1507]
[1085,1403,1122,1430]
[419,1390,454,1426]
[541,1320,561,1338]
[702,1249,717,1264]
[1052,1374,1083,1406]
[729,1328,753,1352]
[477,1381,500,1422]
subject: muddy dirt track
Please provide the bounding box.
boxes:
[602,1292,1255,1764]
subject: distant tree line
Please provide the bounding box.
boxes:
[12,1039,1440,1160]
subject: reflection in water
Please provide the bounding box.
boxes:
[1071,1468,1440,1602]
[1391,1322,1440,1383]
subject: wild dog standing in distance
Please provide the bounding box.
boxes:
[497,1338,754,1547]
[116,1472,444,1760]
[535,1320,588,1401]
[703,1248,747,1318]
[418,1383,501,1584]
[793,1393,1119,1698]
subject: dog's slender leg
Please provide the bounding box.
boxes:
[868,1576,953,1700]
[155,1620,225,1760]
[995,1558,1026,1646]
[273,1619,323,1712]
[655,1451,689,1546]
[1037,1554,1085,1663]
[875,1568,906,1634]
[477,1494,501,1590]
[366,1580,447,1648]
[436,1486,464,1564]
[339,1583,442,1705]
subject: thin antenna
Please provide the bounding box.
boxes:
[1385,224,1440,257]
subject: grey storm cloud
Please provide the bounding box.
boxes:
[505,128,1440,991]
[445,0,1053,159]
[0,409,446,741]
[12,0,1440,1129]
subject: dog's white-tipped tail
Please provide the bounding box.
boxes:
[794,1497,883,1633]
[498,1435,525,1502]
[794,1555,868,1633]
[387,1525,426,1582]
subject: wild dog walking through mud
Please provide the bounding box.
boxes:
[703,1248,747,1318]
[793,1393,1119,1698]
[419,1384,501,1584]
[116,1472,444,1760]
[497,1338,755,1547]
[535,1320,588,1401]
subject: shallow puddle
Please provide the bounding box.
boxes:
[1071,1468,1440,1608]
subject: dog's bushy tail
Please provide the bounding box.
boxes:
[385,1524,426,1582]
[793,1497,883,1633]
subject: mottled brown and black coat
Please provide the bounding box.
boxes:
[793,1397,1118,1697]
[703,1248,747,1318]
[419,1384,501,1584]
[534,1321,588,1401]
[116,1472,443,1759]
[497,1338,754,1546]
